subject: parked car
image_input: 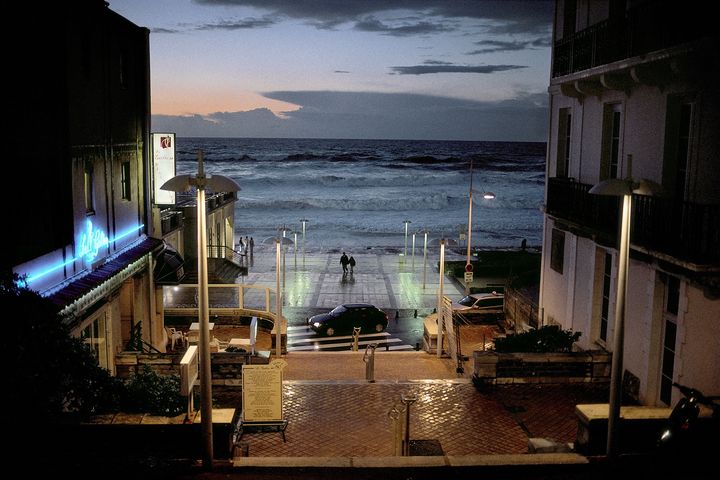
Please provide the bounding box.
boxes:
[452,292,504,317]
[307,303,389,336]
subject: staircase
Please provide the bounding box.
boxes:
[182,257,247,284]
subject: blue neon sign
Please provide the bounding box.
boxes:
[22,222,144,285]
[78,219,110,263]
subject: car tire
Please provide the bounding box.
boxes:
[374,323,385,333]
[325,327,335,337]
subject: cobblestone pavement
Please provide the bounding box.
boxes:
[235,381,529,457]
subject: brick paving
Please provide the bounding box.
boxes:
[235,382,529,457]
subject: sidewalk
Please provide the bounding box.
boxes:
[207,246,608,463]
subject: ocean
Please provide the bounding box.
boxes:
[175,138,546,251]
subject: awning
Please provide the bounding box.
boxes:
[46,236,164,318]
[154,242,186,285]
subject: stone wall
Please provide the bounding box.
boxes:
[473,350,611,387]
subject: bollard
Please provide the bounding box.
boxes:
[363,343,378,382]
[388,406,403,456]
[400,393,418,456]
[395,310,399,320]
[351,327,361,351]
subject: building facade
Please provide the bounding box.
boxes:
[7,1,169,373]
[540,0,719,406]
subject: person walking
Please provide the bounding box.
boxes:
[349,255,356,274]
[249,236,254,255]
[340,252,349,274]
[244,236,250,254]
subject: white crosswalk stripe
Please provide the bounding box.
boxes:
[287,325,415,352]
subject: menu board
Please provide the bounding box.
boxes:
[242,362,284,422]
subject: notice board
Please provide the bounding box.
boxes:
[242,361,285,422]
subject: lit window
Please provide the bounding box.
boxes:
[121,161,132,200]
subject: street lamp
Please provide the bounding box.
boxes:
[589,177,661,458]
[300,219,309,263]
[411,232,416,270]
[160,150,240,469]
[275,238,282,357]
[420,229,429,290]
[436,238,446,358]
[466,159,495,294]
[403,220,412,258]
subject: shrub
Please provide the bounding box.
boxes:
[123,366,185,416]
[494,325,581,353]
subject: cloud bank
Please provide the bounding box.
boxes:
[152,90,548,141]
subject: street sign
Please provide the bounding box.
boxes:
[465,263,473,272]
[464,272,473,283]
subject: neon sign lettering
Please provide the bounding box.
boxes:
[78,219,110,263]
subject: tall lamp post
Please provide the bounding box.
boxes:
[466,160,495,295]
[160,150,240,469]
[420,229,429,290]
[275,238,282,357]
[403,220,412,258]
[589,177,660,458]
[300,219,309,264]
[436,238,446,358]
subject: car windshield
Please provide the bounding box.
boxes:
[330,305,347,315]
[457,296,477,307]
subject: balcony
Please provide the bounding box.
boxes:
[547,177,720,266]
[553,1,707,78]
[160,210,184,236]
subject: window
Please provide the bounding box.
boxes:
[84,161,94,214]
[121,161,131,200]
[557,108,572,177]
[550,228,565,273]
[82,313,109,370]
[601,103,623,180]
[674,103,692,198]
[119,51,128,89]
[660,276,680,405]
[600,252,612,343]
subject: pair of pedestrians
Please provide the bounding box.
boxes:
[340,252,356,274]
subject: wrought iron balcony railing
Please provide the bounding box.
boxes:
[553,0,707,78]
[547,177,720,265]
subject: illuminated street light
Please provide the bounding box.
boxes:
[160,150,240,469]
[589,177,661,458]
[275,238,282,357]
[466,159,495,295]
[300,219,309,264]
[403,219,412,258]
[436,238,446,358]
[411,232,416,270]
[420,229,429,290]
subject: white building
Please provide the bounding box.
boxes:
[540,0,719,406]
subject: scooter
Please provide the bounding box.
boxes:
[657,382,720,462]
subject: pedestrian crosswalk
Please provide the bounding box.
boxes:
[287,325,415,352]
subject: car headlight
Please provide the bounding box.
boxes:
[313,322,321,328]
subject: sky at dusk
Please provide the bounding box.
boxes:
[110,0,554,141]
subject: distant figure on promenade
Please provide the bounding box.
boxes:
[244,236,249,254]
[238,237,244,252]
[349,255,356,274]
[521,238,527,251]
[249,237,254,255]
[340,252,349,274]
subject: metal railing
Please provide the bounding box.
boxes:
[553,0,707,78]
[547,177,720,265]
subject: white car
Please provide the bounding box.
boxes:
[452,292,504,316]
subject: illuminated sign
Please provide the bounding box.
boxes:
[152,133,176,205]
[78,219,109,263]
[21,222,144,286]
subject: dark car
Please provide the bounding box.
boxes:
[307,303,389,336]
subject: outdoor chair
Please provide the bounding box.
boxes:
[165,326,187,351]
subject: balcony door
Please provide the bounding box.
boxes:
[601,103,623,180]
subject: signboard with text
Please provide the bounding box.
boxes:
[242,361,285,422]
[152,133,176,205]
